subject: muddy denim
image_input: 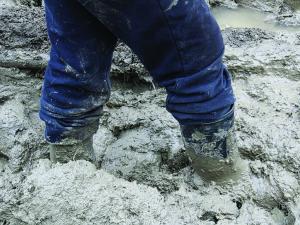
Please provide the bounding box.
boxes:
[40,0,235,143]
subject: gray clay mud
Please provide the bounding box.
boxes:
[1,1,300,225]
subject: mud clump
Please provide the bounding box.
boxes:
[0,0,42,7]
[1,2,300,225]
[16,0,42,7]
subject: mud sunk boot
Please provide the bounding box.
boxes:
[50,136,96,164]
[180,107,245,183]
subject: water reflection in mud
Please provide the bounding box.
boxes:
[212,7,300,32]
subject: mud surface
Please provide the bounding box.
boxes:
[1,1,300,225]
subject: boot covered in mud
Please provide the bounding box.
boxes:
[50,136,96,165]
[181,106,244,182]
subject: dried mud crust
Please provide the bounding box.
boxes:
[1,3,300,225]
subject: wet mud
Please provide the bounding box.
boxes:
[0,1,300,224]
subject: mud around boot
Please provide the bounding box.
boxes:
[181,107,246,183]
[50,137,96,165]
[185,131,246,183]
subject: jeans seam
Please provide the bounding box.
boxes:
[154,0,185,73]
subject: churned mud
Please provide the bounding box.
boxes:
[1,1,300,225]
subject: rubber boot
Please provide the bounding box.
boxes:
[49,136,96,164]
[180,106,245,183]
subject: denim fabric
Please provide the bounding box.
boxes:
[40,0,235,143]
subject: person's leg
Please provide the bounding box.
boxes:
[78,0,234,124]
[77,0,241,180]
[40,0,117,162]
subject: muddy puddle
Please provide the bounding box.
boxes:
[212,6,300,32]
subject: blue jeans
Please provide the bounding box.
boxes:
[40,0,235,143]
